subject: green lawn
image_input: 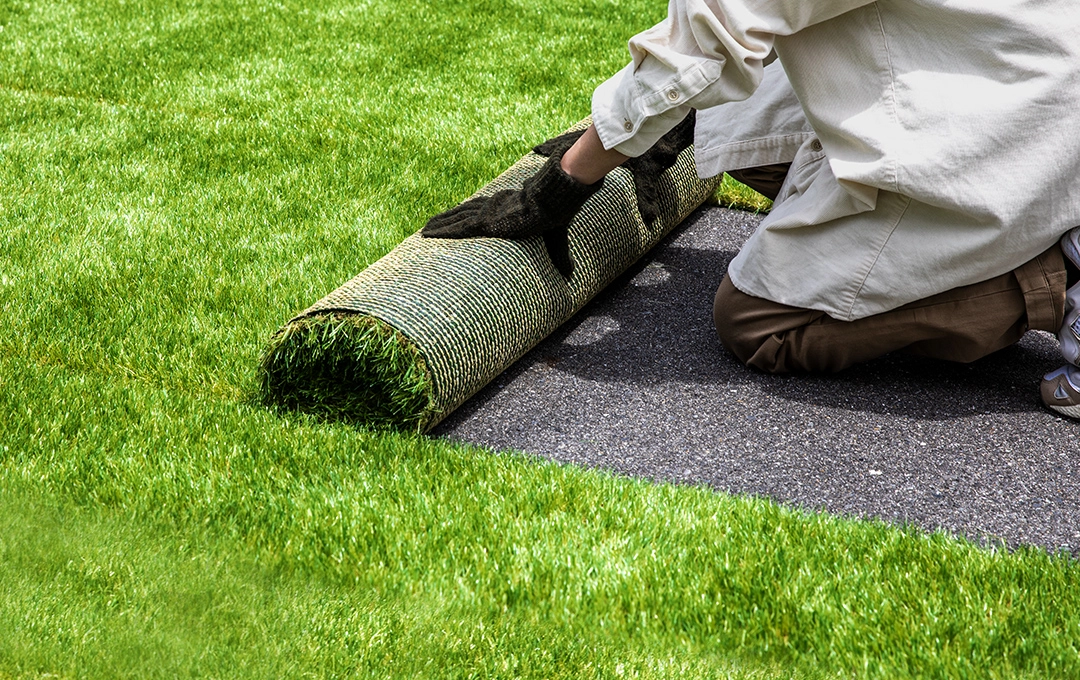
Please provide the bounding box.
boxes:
[0,0,1076,677]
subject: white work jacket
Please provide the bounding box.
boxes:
[592,0,1080,321]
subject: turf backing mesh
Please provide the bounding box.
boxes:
[259,119,721,431]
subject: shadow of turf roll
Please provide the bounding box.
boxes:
[259,118,722,431]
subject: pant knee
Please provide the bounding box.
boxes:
[713,276,768,367]
[713,275,831,373]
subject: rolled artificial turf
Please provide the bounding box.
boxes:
[259,119,721,431]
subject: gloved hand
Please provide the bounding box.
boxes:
[623,110,696,225]
[422,149,603,278]
[532,110,697,226]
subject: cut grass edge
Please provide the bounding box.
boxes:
[258,312,436,432]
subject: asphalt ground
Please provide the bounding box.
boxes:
[433,206,1080,553]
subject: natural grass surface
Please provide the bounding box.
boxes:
[0,0,1077,677]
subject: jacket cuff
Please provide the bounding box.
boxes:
[592,63,694,157]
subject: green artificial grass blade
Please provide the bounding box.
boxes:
[259,313,435,431]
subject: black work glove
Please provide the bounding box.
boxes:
[422,150,603,278]
[623,110,696,225]
[533,110,696,226]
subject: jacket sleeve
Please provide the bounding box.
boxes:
[593,0,878,156]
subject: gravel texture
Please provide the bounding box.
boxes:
[433,206,1080,553]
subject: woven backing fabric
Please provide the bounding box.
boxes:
[264,119,721,430]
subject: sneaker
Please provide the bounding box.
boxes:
[1042,227,1080,418]
[1058,227,1080,365]
[1041,364,1080,418]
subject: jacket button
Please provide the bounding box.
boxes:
[623,120,634,132]
[667,89,679,101]
[810,139,823,152]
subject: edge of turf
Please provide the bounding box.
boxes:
[258,312,436,432]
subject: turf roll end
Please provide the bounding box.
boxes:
[259,313,435,431]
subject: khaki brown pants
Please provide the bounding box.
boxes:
[716,165,1068,373]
